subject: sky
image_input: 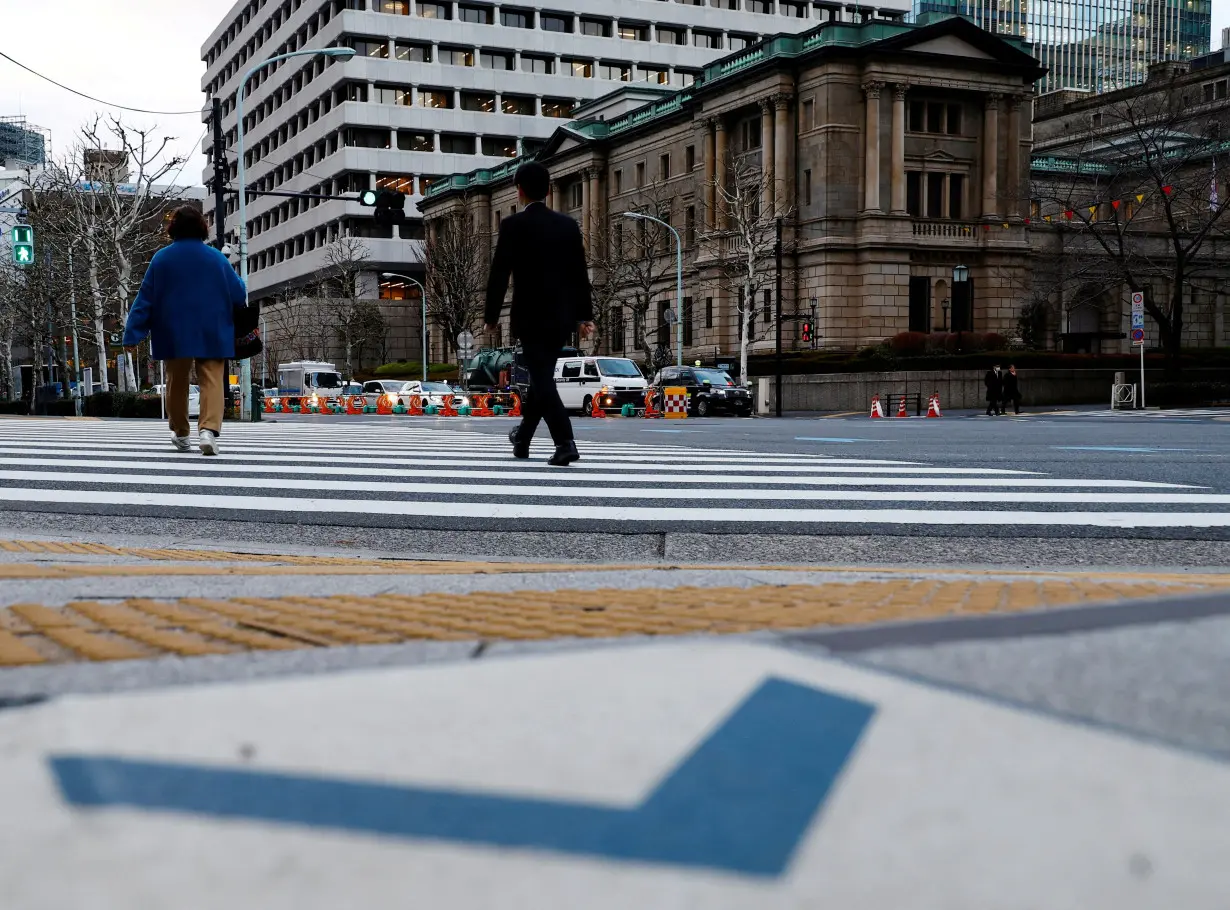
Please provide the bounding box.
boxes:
[2,0,1228,189]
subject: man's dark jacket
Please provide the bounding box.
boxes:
[984,369,1002,402]
[484,202,593,342]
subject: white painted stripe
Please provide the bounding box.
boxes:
[1,487,1226,527]
[2,470,1224,505]
[0,457,1194,488]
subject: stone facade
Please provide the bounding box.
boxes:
[419,16,1043,364]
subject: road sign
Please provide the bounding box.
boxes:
[1131,328,1145,344]
[1131,291,1144,316]
[456,331,474,350]
[11,224,33,266]
[1131,312,1145,329]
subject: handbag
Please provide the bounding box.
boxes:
[234,302,263,360]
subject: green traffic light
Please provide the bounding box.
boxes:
[11,224,33,266]
[360,190,378,206]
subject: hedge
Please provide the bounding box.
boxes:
[83,392,163,419]
[0,400,30,415]
[1150,382,1230,408]
[367,360,460,382]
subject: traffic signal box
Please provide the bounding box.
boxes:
[11,224,34,266]
[360,190,406,226]
[800,320,813,345]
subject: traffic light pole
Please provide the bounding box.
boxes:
[211,98,227,251]
[774,217,783,419]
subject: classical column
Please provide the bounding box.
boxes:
[890,83,908,214]
[703,118,717,230]
[581,169,592,240]
[862,81,883,213]
[773,93,789,216]
[714,118,729,229]
[587,167,601,237]
[760,99,775,217]
[1005,95,1023,219]
[982,93,1000,218]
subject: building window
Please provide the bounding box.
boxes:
[908,101,924,132]
[926,102,944,133]
[673,68,699,87]
[376,174,415,194]
[419,89,454,108]
[747,0,771,12]
[345,127,390,148]
[440,133,475,154]
[948,175,964,219]
[780,0,805,14]
[348,38,389,58]
[802,98,814,131]
[683,298,693,346]
[416,1,451,17]
[685,205,695,245]
[541,97,574,118]
[599,61,631,81]
[379,0,410,13]
[659,153,671,180]
[906,171,921,216]
[580,17,610,36]
[565,58,593,78]
[635,162,645,187]
[481,136,518,157]
[344,82,369,102]
[947,103,962,135]
[440,46,475,66]
[541,13,572,32]
[705,297,713,328]
[738,116,762,151]
[500,7,531,27]
[398,131,434,151]
[613,169,623,193]
[395,42,432,62]
[501,94,535,115]
[481,50,514,69]
[522,138,546,156]
[619,23,648,41]
[926,173,945,218]
[804,168,811,206]
[910,100,961,135]
[640,67,668,85]
[693,30,723,49]
[461,91,496,112]
[458,4,493,23]
[373,84,413,105]
[521,54,554,74]
[612,308,624,352]
[419,175,440,193]
[762,290,771,323]
[657,25,684,44]
[728,33,755,51]
[569,182,583,209]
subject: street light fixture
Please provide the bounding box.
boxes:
[952,264,969,284]
[234,45,356,419]
[620,211,683,368]
[381,272,429,382]
[941,297,950,332]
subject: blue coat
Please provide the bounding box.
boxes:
[123,239,248,360]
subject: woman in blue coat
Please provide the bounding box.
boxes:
[123,206,248,456]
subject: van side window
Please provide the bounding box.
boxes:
[561,361,582,378]
[583,361,599,378]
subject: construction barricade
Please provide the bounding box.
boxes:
[663,386,689,419]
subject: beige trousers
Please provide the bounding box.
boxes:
[165,358,225,437]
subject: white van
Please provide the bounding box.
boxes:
[554,356,647,415]
[276,361,345,399]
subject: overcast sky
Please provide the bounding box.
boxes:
[3,0,1228,189]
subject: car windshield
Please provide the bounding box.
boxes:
[421,382,453,393]
[311,372,342,388]
[694,370,734,385]
[596,359,642,378]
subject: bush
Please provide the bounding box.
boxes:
[84,392,163,419]
[983,332,1008,352]
[44,400,78,417]
[0,400,30,415]
[888,332,928,355]
[1151,381,1230,409]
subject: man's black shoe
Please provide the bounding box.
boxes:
[509,428,529,459]
[547,441,580,467]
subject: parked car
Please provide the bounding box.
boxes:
[553,356,648,415]
[404,380,470,410]
[151,383,200,417]
[651,366,752,417]
[362,379,411,405]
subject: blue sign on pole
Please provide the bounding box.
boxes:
[1131,313,1145,330]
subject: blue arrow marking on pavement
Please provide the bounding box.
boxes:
[795,437,869,443]
[49,677,874,877]
[1053,446,1195,453]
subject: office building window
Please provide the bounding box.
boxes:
[657,25,684,44]
[379,0,410,13]
[705,297,713,328]
[343,82,369,102]
[373,84,413,105]
[440,133,475,154]
[501,94,535,115]
[345,127,390,148]
[635,162,645,187]
[565,58,593,78]
[348,38,388,58]
[419,175,440,193]
[416,1,451,17]
[521,54,554,74]
[640,67,668,84]
[728,33,755,51]
[440,46,475,66]
[395,41,431,61]
[659,153,670,180]
[673,68,699,86]
[619,23,648,40]
[780,0,805,15]
[481,136,518,157]
[541,98,574,118]
[747,0,771,12]
[376,174,415,194]
[580,17,610,36]
[398,131,434,151]
[685,145,695,171]
[599,61,631,81]
[481,50,514,69]
[418,89,454,108]
[804,168,811,205]
[693,29,723,49]
[541,13,572,32]
[461,91,496,112]
[522,138,546,156]
[500,7,531,27]
[458,4,493,23]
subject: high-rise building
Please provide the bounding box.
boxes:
[200,0,911,311]
[0,117,48,171]
[913,0,1213,93]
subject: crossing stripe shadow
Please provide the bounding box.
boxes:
[49,677,874,877]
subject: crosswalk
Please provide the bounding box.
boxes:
[0,419,1227,530]
[1042,408,1230,420]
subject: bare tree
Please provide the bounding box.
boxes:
[421,207,488,362]
[619,180,680,364]
[584,216,635,355]
[1031,86,1230,369]
[316,235,372,379]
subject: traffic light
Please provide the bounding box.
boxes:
[360,189,406,226]
[800,320,812,345]
[11,224,33,267]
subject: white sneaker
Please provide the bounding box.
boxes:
[171,435,190,452]
[199,430,219,456]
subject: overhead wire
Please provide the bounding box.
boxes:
[0,49,203,116]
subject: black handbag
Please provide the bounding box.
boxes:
[234,302,263,360]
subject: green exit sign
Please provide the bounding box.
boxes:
[11,224,33,266]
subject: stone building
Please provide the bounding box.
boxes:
[418,15,1044,364]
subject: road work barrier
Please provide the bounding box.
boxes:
[663,387,689,419]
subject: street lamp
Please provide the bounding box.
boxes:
[941,297,950,331]
[235,45,356,419]
[381,272,429,382]
[620,211,683,368]
[952,264,969,284]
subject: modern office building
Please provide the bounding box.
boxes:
[199,0,911,331]
[913,0,1212,94]
[0,117,48,171]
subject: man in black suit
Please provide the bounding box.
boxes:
[484,162,594,466]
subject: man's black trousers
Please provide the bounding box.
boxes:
[517,341,572,446]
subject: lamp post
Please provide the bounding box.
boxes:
[620,211,683,368]
[941,298,950,331]
[951,264,968,350]
[381,272,429,382]
[235,45,356,419]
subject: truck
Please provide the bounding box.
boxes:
[275,361,346,399]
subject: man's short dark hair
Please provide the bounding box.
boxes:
[514,162,550,201]
[167,205,210,241]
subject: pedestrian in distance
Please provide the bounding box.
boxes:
[1002,364,1021,415]
[484,161,594,467]
[123,205,249,456]
[984,364,1004,416]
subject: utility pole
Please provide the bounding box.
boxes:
[774,217,783,418]
[211,98,228,251]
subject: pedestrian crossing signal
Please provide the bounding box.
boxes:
[11,224,34,266]
[801,320,812,344]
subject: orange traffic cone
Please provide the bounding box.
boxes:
[896,395,908,418]
[927,393,943,418]
[591,388,607,418]
[869,395,885,419]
